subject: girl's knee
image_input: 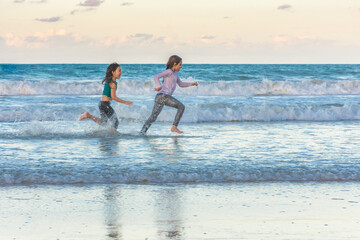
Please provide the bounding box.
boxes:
[148,114,158,123]
[148,117,156,123]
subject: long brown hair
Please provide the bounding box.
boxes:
[102,63,120,84]
[166,55,182,70]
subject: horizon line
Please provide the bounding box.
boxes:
[1,62,359,65]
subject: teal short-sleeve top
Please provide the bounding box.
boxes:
[102,80,117,98]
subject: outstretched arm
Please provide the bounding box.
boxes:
[110,82,133,106]
[177,75,198,88]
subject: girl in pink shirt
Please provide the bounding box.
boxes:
[140,55,198,135]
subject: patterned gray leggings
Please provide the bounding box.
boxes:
[140,93,185,134]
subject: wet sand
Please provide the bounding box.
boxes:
[1,182,360,239]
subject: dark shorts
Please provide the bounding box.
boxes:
[98,101,119,129]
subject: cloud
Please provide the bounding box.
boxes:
[201,36,215,40]
[200,35,216,44]
[14,0,47,3]
[272,34,334,47]
[129,33,153,41]
[70,9,79,15]
[72,0,104,14]
[2,30,171,52]
[273,35,292,43]
[274,35,319,43]
[223,16,232,19]
[277,4,292,10]
[121,2,133,6]
[153,36,165,42]
[2,29,85,48]
[70,7,96,15]
[35,16,62,23]
[96,34,170,48]
[79,0,105,7]
[31,0,46,3]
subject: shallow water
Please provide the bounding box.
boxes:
[1,121,360,185]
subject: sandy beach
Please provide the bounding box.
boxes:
[1,182,360,239]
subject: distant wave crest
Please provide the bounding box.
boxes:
[2,78,360,96]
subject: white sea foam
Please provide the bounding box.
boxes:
[2,100,360,123]
[2,78,360,96]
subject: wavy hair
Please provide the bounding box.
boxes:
[166,55,182,70]
[102,63,120,84]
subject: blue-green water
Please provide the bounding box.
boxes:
[1,64,360,185]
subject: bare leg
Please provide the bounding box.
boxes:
[79,112,101,124]
[171,125,183,134]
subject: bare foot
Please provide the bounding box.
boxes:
[79,112,90,121]
[171,125,183,134]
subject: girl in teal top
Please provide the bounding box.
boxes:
[102,81,117,98]
[79,63,133,131]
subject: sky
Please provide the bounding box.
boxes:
[0,0,359,64]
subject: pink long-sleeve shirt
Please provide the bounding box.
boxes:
[154,69,192,95]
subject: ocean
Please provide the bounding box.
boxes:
[1,64,360,185]
[1,64,360,239]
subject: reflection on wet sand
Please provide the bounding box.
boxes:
[103,186,122,240]
[147,137,185,238]
[155,188,184,240]
[98,135,185,239]
[98,137,123,239]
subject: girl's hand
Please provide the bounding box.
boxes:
[154,86,162,91]
[125,101,133,106]
[192,82,198,86]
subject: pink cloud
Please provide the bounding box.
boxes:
[121,2,133,6]
[14,0,47,3]
[278,4,292,10]
[79,0,104,7]
[35,16,62,23]
[2,29,83,48]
